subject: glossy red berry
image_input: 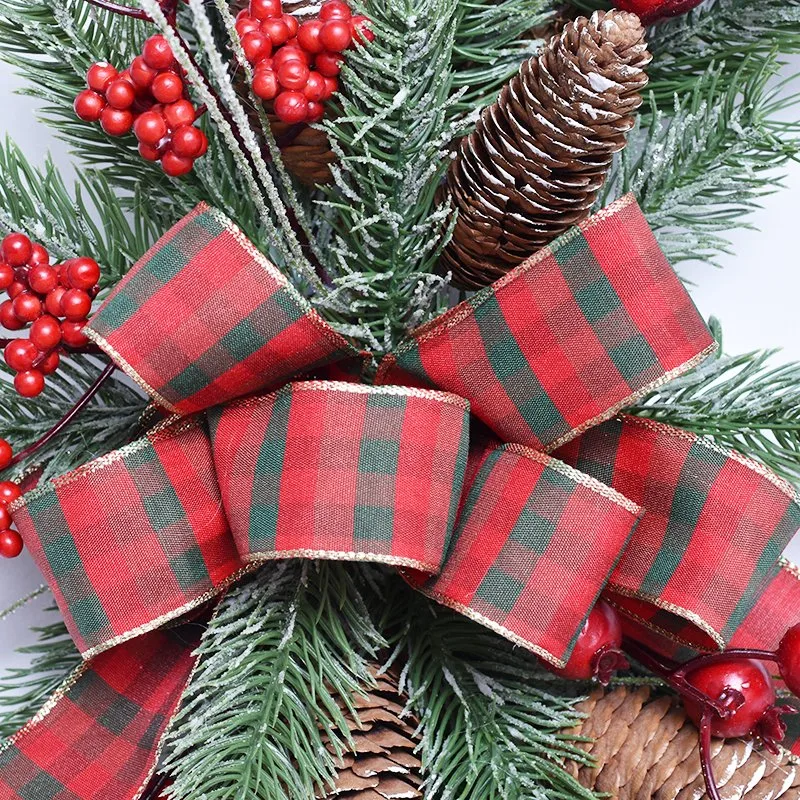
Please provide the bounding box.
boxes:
[350,15,374,45]
[0,439,12,471]
[321,76,339,100]
[320,20,352,52]
[12,292,42,323]
[28,264,58,295]
[0,506,11,530]
[249,0,282,20]
[4,339,38,372]
[163,99,196,130]
[235,13,260,37]
[261,17,291,46]
[0,263,14,290]
[315,51,343,77]
[274,91,309,124]
[66,257,101,290]
[272,46,308,70]
[161,150,195,177]
[61,289,92,321]
[105,78,136,110]
[0,300,23,331]
[87,62,118,92]
[14,369,44,397]
[297,19,325,53]
[550,600,628,683]
[0,481,21,505]
[306,100,325,123]
[45,286,66,318]
[74,89,107,122]
[142,34,175,70]
[277,59,310,91]
[7,281,24,300]
[2,233,32,268]
[133,111,168,146]
[283,14,298,37]
[30,315,62,351]
[39,349,60,375]
[171,126,206,158]
[684,659,776,739]
[129,55,158,90]
[612,0,703,24]
[320,0,351,21]
[303,71,326,101]
[152,72,184,105]
[28,244,49,267]
[0,529,23,559]
[101,106,134,136]
[253,68,279,100]
[241,30,272,63]
[61,319,90,348]
[777,624,800,697]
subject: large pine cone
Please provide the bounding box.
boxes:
[569,686,800,799]
[441,10,651,289]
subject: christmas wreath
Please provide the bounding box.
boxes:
[1,1,800,800]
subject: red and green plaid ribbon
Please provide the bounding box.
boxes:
[3,196,800,800]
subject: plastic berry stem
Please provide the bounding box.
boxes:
[141,772,169,800]
[7,362,116,470]
[84,0,153,21]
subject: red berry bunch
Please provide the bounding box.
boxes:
[236,0,373,125]
[0,233,100,398]
[74,35,208,177]
[0,449,22,559]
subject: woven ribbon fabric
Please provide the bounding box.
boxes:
[3,196,800,800]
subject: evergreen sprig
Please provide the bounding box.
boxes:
[162,562,385,800]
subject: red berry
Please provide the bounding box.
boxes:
[45,286,66,318]
[14,369,44,397]
[320,0,351,21]
[28,264,58,294]
[171,126,206,158]
[39,349,60,375]
[611,0,703,24]
[134,110,168,146]
[61,289,92,321]
[74,89,107,122]
[58,263,73,288]
[12,292,42,323]
[253,68,279,100]
[684,659,776,739]
[61,319,89,348]
[28,244,49,267]
[350,15,374,45]
[235,14,260,37]
[321,75,338,100]
[261,17,291,46]
[241,30,272,63]
[273,91,309,124]
[0,506,11,530]
[320,20,352,52]
[0,439,12,471]
[0,529,23,558]
[4,339,38,371]
[303,71,326,101]
[0,263,14,290]
[142,34,175,70]
[2,234,32,268]
[87,62,118,92]
[306,100,325,123]
[315,51,343,77]
[30,315,62,351]
[105,78,136,109]
[296,19,325,53]
[0,301,23,331]
[130,55,158,90]
[152,72,184,104]
[163,99,196,130]
[249,0,282,20]
[778,624,800,697]
[277,59,310,91]
[161,150,195,177]
[101,106,134,136]
[272,46,309,70]
[550,600,628,683]
[282,14,298,37]
[7,281,24,300]
[66,257,101,290]
[0,481,21,505]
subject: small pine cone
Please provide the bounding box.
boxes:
[442,10,651,290]
[318,667,423,799]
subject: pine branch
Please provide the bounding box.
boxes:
[162,562,385,800]
[0,604,80,741]
[385,583,598,800]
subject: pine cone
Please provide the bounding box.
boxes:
[568,686,800,799]
[441,10,651,290]
[319,667,423,799]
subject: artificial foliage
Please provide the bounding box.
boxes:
[0,1,799,800]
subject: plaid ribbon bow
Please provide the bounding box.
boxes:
[2,196,800,800]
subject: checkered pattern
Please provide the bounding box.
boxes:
[377,195,714,452]
[555,415,800,654]
[87,204,359,416]
[426,444,641,666]
[12,420,241,657]
[208,381,470,572]
[0,627,197,800]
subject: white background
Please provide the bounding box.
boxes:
[0,56,799,672]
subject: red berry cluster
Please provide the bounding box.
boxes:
[74,35,208,177]
[236,0,373,125]
[0,463,22,559]
[0,233,100,398]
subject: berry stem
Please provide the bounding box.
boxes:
[141,772,169,800]
[7,362,116,470]
[84,0,154,21]
[676,649,778,676]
